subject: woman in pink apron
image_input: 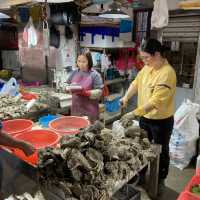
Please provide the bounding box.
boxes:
[67,51,103,123]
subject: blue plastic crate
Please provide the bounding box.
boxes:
[39,114,60,128]
[105,97,121,113]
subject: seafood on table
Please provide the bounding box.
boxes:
[38,121,156,200]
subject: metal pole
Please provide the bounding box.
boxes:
[43,0,49,84]
[45,55,48,84]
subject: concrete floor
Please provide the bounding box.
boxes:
[139,164,195,200]
[158,165,195,200]
[166,165,195,194]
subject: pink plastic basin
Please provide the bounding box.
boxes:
[49,116,90,135]
[2,119,33,136]
[13,129,60,165]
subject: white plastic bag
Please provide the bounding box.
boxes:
[174,99,200,140]
[151,0,169,29]
[101,53,111,73]
[26,99,37,111]
[169,99,200,169]
[23,17,38,48]
[43,20,50,56]
[112,120,125,138]
[0,77,19,96]
[170,129,197,170]
[112,120,139,138]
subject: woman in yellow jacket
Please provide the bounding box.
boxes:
[121,39,176,190]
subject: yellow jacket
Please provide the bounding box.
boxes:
[132,61,176,119]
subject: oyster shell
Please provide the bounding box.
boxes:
[60,136,81,149]
[38,122,155,199]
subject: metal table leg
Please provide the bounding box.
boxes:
[146,144,162,199]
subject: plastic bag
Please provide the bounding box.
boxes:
[169,99,200,170]
[101,53,111,73]
[112,120,125,138]
[174,99,200,140]
[151,0,169,29]
[23,17,38,48]
[112,120,139,138]
[26,99,37,111]
[0,77,19,96]
[170,129,197,170]
[43,20,50,56]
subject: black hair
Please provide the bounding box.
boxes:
[78,50,93,69]
[141,39,166,56]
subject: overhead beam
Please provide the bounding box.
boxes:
[8,0,32,6]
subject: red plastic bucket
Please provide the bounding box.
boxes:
[13,129,60,165]
[21,92,38,101]
[2,119,33,136]
[49,116,90,135]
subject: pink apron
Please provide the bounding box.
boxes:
[71,71,99,123]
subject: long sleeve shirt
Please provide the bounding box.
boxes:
[131,60,177,119]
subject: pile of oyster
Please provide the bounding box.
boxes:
[38,121,156,200]
[0,95,28,120]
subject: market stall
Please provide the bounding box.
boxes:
[0,119,161,200]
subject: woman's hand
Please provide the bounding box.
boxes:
[120,97,129,108]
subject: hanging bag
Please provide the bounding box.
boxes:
[43,20,50,56]
[28,17,38,47]
[151,0,169,29]
[0,77,19,96]
[23,17,38,48]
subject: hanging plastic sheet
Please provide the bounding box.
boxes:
[23,17,38,48]
[43,20,50,56]
[151,0,169,29]
[101,53,111,73]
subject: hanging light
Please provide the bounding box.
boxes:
[0,12,10,19]
[99,2,130,19]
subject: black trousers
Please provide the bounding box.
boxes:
[139,116,174,180]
